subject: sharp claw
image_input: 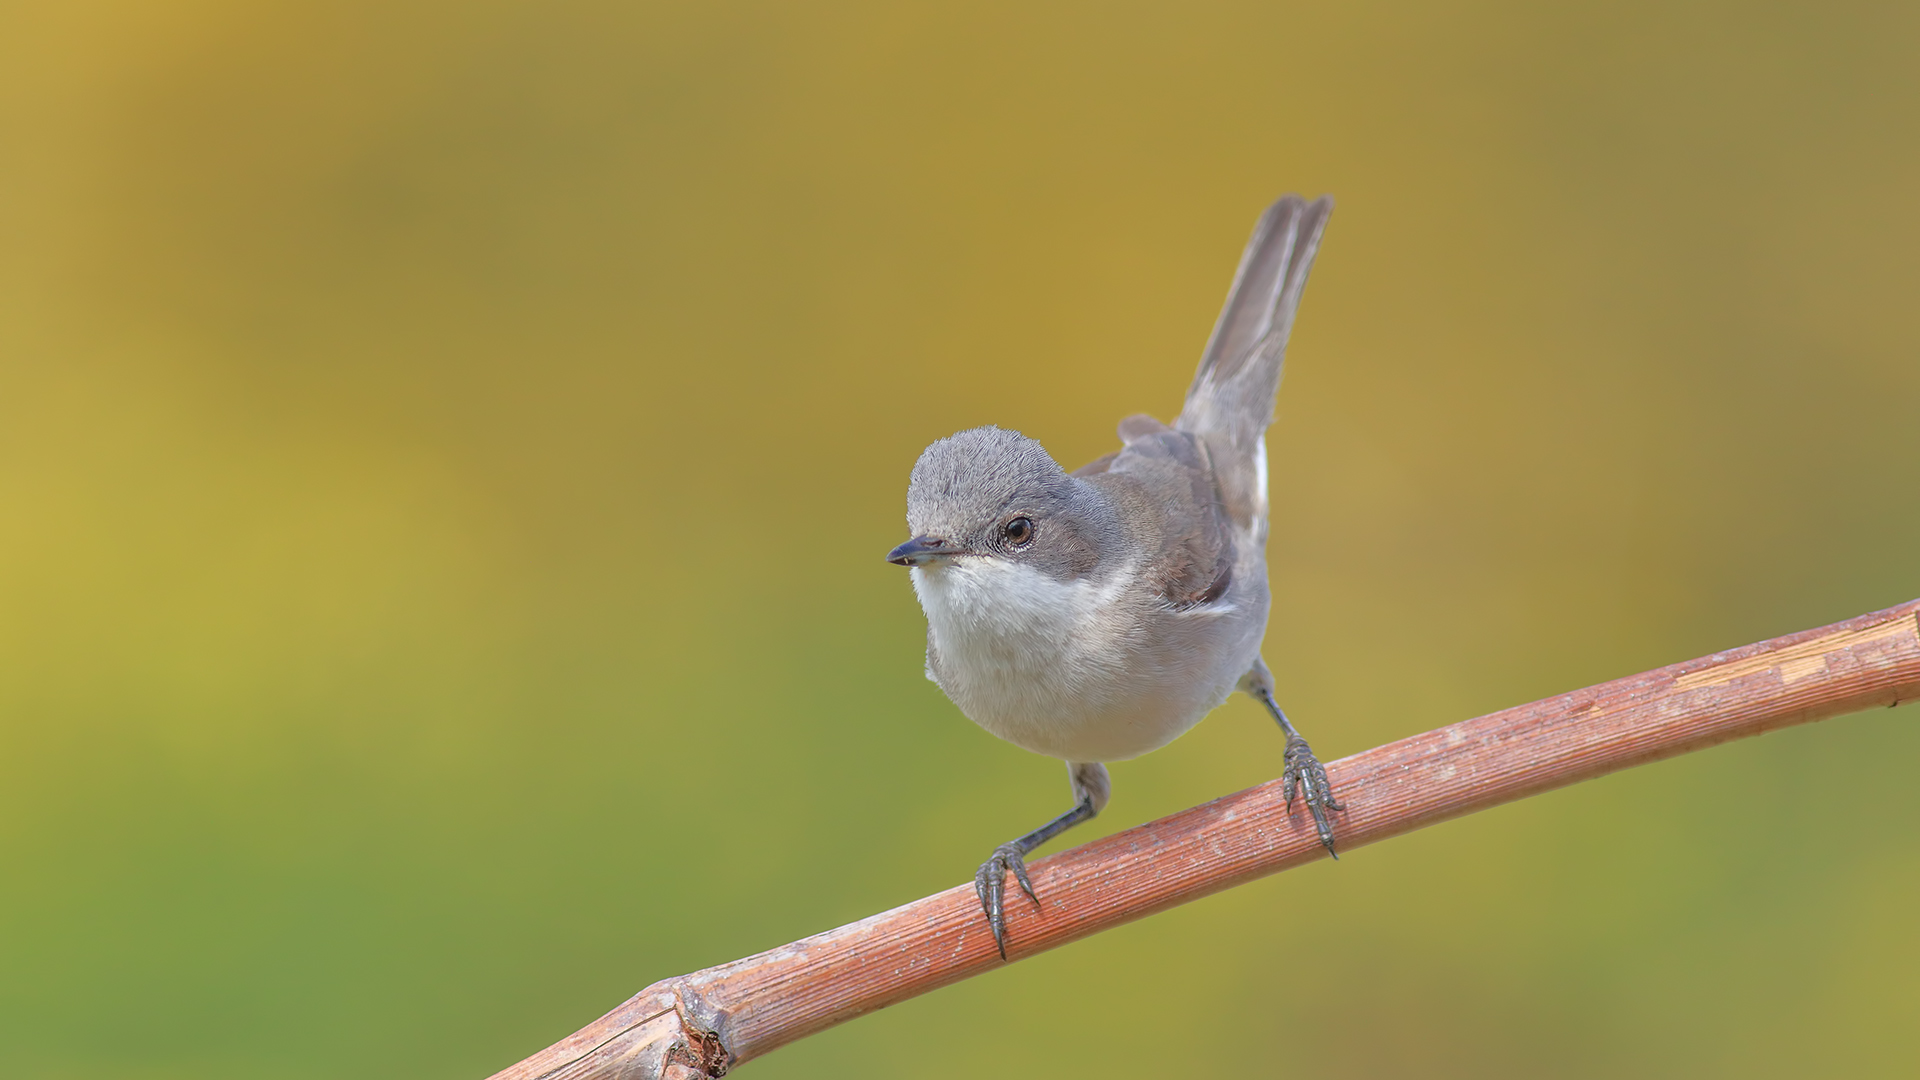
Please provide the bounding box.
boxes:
[990,869,1007,955]
[1010,856,1038,908]
[973,801,1098,962]
[1308,802,1337,856]
[977,846,1030,961]
[1281,734,1343,857]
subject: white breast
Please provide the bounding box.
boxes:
[910,556,1251,762]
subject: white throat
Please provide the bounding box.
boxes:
[911,557,1125,667]
[909,555,1151,759]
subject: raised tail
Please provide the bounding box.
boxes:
[1175,194,1332,535]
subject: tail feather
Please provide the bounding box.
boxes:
[1176,194,1332,534]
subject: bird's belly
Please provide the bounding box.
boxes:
[912,559,1256,762]
[958,666,1227,762]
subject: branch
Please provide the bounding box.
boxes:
[486,598,1920,1080]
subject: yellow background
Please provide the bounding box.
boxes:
[4,2,1918,1077]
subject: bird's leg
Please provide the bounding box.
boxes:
[975,761,1109,961]
[1243,661,1344,856]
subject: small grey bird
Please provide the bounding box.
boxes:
[886,194,1341,959]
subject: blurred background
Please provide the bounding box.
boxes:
[3,1,1918,1077]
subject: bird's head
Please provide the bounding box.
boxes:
[886,426,1111,582]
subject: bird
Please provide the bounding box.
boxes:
[885,194,1341,960]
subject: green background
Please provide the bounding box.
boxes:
[4,2,1918,1077]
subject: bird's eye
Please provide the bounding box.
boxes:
[1004,517,1035,545]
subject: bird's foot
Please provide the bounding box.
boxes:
[1282,733,1345,857]
[973,841,1039,960]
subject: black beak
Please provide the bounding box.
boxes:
[886,535,959,566]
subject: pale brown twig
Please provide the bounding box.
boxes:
[487,598,1920,1079]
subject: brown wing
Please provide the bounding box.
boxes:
[1084,417,1235,610]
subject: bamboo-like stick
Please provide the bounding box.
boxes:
[487,598,1920,1080]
